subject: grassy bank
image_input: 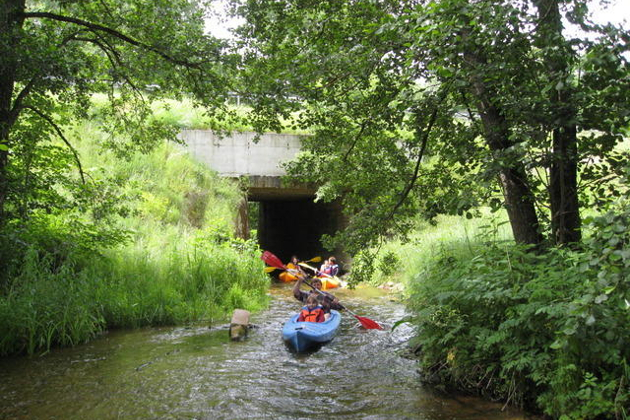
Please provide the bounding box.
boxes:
[388,206,630,418]
[89,94,309,134]
[0,115,269,357]
[366,210,512,287]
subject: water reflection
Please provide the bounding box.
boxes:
[0,284,530,420]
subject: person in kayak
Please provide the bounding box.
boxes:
[287,255,305,277]
[319,256,339,277]
[293,275,342,320]
[297,295,325,323]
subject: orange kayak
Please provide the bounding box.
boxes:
[278,271,299,283]
[278,263,302,283]
[320,276,341,290]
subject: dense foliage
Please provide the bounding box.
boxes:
[1,1,628,417]
[0,0,241,271]
[232,5,630,414]
[0,120,269,356]
[1,0,237,226]
[407,166,630,418]
[0,1,271,356]
[233,0,630,256]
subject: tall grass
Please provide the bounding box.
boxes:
[91,240,269,329]
[0,117,269,356]
[369,210,512,287]
[0,250,105,355]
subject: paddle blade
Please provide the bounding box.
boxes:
[261,251,287,270]
[354,315,383,330]
[298,262,318,272]
[264,266,277,273]
[307,256,322,263]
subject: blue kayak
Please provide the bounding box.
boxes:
[282,310,341,352]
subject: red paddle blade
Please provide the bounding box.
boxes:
[354,315,383,330]
[261,251,287,270]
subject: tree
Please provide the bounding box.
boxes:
[233,0,630,254]
[534,0,581,244]
[0,0,235,228]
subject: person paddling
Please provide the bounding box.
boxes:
[293,275,342,320]
[287,255,305,276]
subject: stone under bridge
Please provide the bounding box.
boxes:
[179,130,347,266]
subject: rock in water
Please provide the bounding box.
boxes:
[229,309,251,341]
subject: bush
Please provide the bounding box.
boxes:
[408,199,630,418]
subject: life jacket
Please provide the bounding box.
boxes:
[321,263,339,276]
[329,264,339,276]
[298,305,324,323]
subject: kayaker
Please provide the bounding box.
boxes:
[287,255,305,277]
[293,275,342,320]
[319,256,339,277]
[297,295,325,323]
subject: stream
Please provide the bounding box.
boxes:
[0,284,530,419]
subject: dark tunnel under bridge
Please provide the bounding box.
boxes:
[237,176,348,272]
[177,130,349,270]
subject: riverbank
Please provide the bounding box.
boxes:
[0,126,269,357]
[381,205,630,418]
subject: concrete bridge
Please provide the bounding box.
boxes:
[180,130,347,266]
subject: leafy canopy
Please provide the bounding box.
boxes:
[0,0,237,272]
[233,0,630,256]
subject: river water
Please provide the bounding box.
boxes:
[0,284,529,420]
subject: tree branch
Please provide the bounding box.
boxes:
[22,11,207,69]
[11,29,87,120]
[73,35,141,92]
[342,120,368,163]
[10,77,38,125]
[24,106,86,184]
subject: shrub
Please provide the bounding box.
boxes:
[408,200,630,418]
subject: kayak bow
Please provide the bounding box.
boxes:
[282,310,341,352]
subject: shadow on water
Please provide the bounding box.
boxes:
[0,283,533,420]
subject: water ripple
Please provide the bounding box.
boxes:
[0,284,529,420]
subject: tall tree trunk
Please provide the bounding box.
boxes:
[478,99,543,246]
[0,0,25,226]
[463,37,543,246]
[534,0,582,245]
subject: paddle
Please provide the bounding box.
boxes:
[298,262,332,277]
[263,256,322,273]
[261,251,383,330]
[301,278,383,330]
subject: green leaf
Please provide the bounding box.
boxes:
[391,316,415,332]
